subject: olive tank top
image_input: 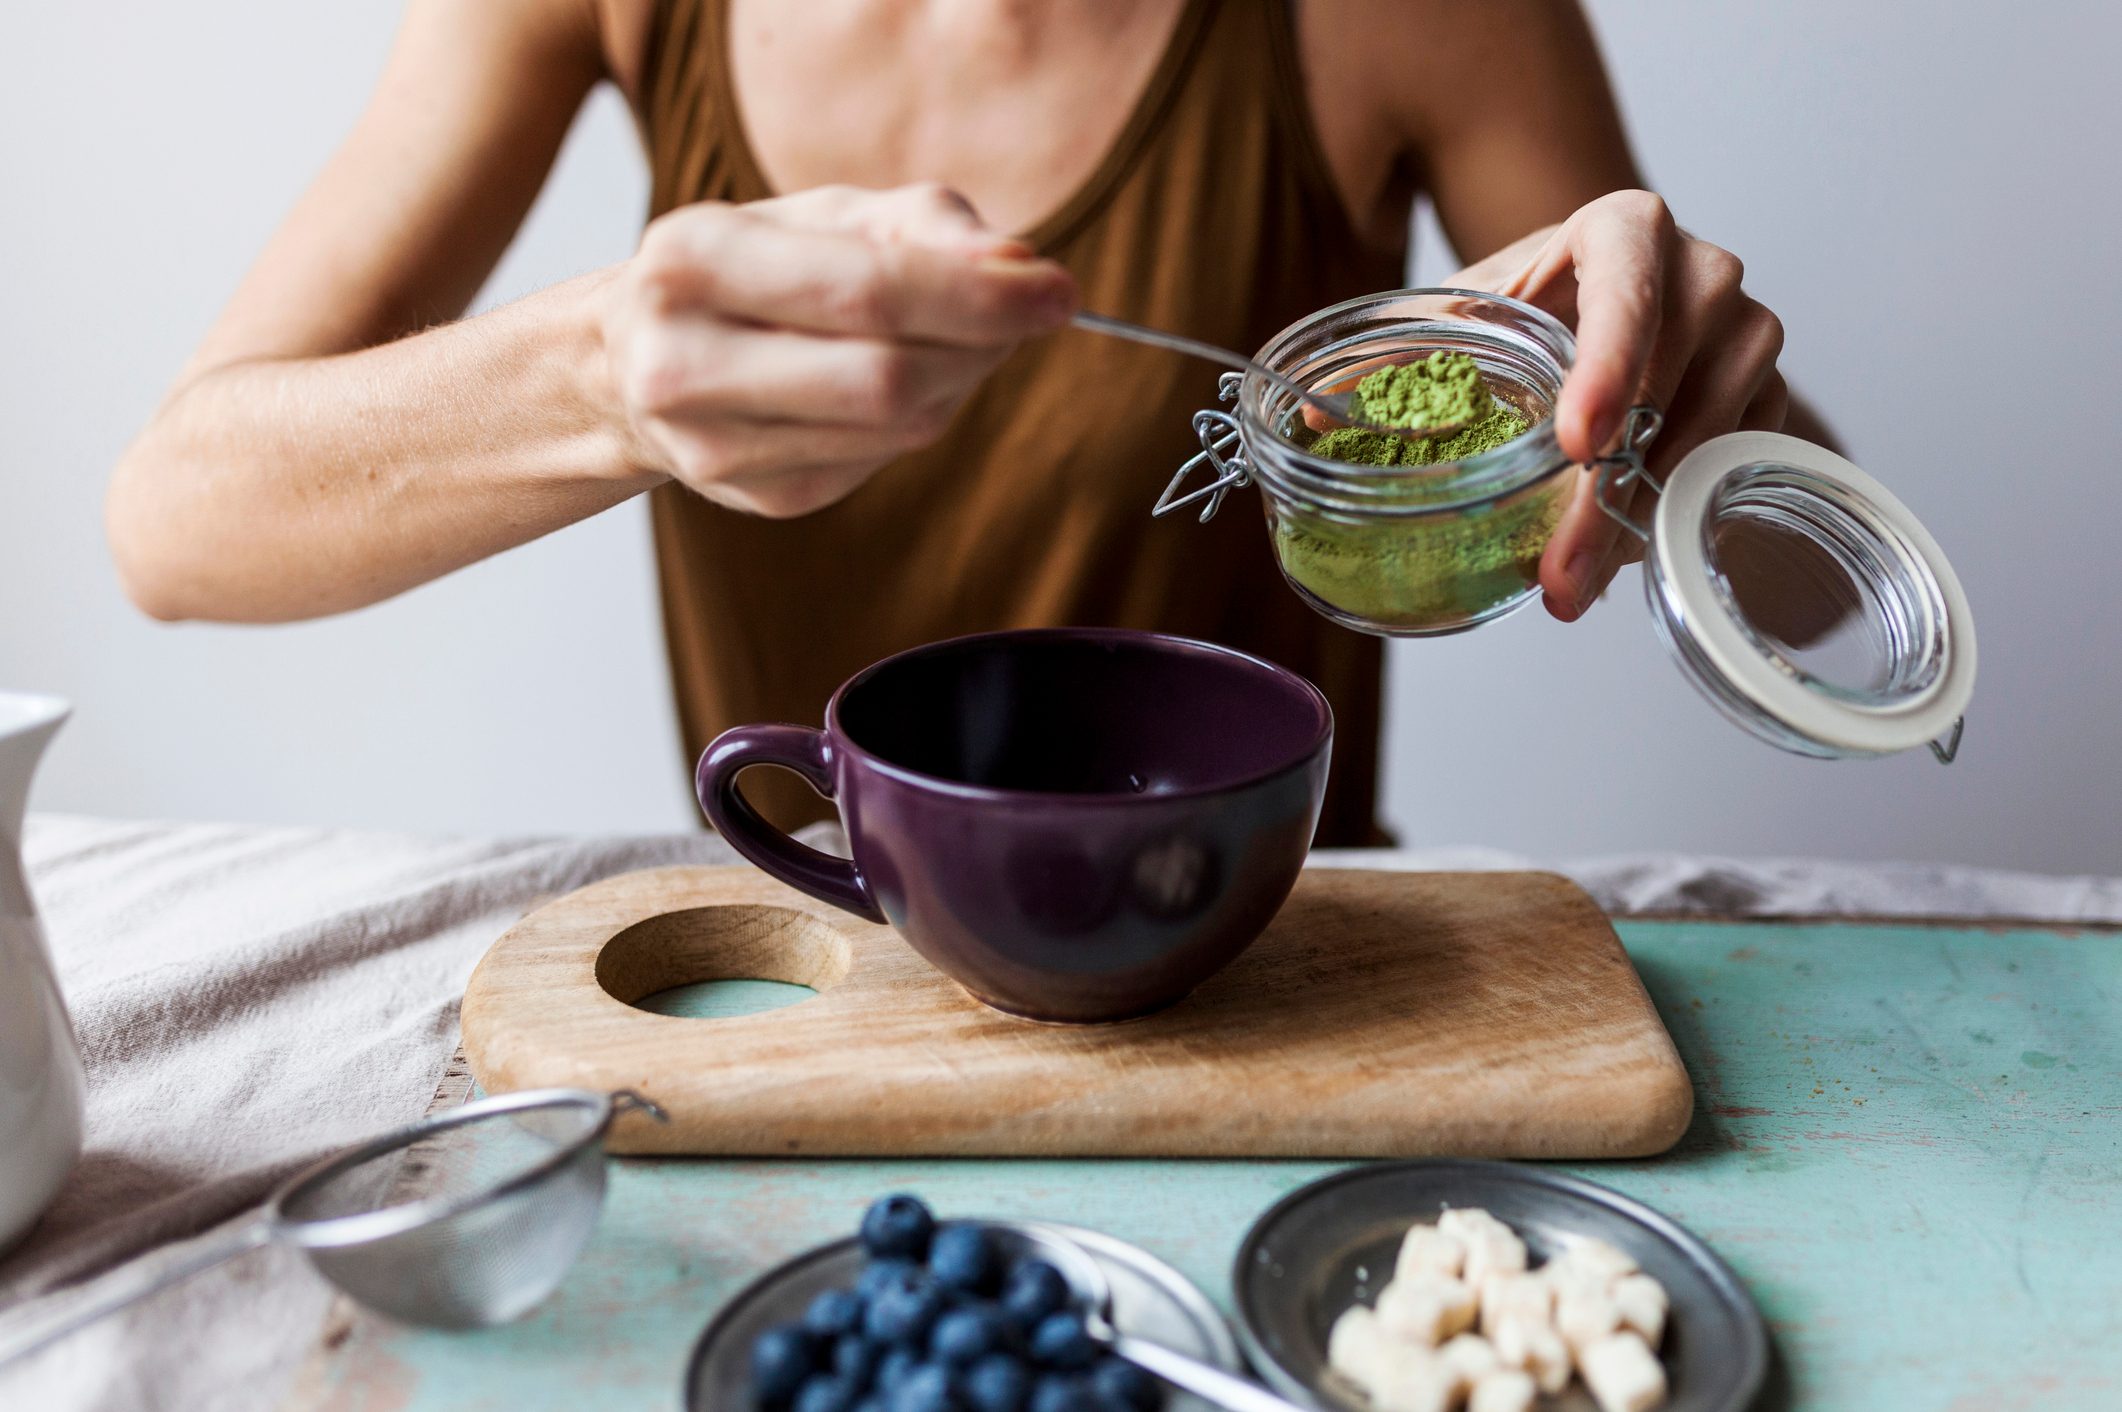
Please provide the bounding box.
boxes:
[641,0,1402,845]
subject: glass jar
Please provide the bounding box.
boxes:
[1167,289,1579,636]
[1157,288,1977,764]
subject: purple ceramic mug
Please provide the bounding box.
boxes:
[696,629,1332,1023]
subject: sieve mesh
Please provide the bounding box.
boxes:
[303,1149,606,1326]
[273,1091,633,1327]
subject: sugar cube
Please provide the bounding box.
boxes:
[1478,1272,1552,1337]
[1436,1207,1512,1246]
[1377,1274,1477,1346]
[1327,1304,1390,1390]
[1468,1368,1537,1412]
[1436,1332,1500,1390]
[1612,1273,1669,1348]
[1490,1313,1570,1396]
[1372,1345,1457,1412]
[1557,1290,1625,1356]
[1579,1332,1668,1412]
[1462,1225,1529,1289]
[1395,1224,1467,1281]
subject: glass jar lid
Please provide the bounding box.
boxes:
[1625,425,1975,762]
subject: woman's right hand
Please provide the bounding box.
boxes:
[600,183,1076,518]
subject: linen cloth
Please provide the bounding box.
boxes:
[1,814,2114,1412]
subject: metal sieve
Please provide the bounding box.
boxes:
[0,1087,663,1368]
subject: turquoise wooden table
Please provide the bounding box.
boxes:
[287,916,2121,1411]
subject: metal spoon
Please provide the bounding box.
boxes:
[1070,310,1471,441]
[987,1221,1314,1412]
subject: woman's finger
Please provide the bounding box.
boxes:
[1537,291,1694,615]
[1739,368,1790,431]
[1580,521,1648,616]
[1642,297,1785,476]
[1539,465,1631,620]
[1540,234,1762,616]
[1507,191,1676,463]
[859,182,1029,256]
[1562,299,1785,616]
[1632,238,1745,421]
[759,182,1021,256]
[1452,224,1556,301]
[642,410,961,511]
[621,316,1003,426]
[706,459,900,520]
[635,204,1074,346]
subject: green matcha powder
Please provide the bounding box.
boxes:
[1311,351,1531,467]
[1273,351,1563,631]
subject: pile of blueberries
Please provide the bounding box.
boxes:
[750,1195,1167,1412]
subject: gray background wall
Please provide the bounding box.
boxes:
[3,1,2116,871]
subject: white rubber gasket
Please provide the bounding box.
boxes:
[1650,431,1976,757]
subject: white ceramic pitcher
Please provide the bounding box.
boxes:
[0,694,85,1255]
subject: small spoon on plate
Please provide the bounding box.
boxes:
[987,1221,1313,1412]
[1071,311,1472,442]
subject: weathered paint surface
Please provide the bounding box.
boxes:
[288,921,2122,1411]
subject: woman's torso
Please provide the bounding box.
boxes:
[638,0,1407,844]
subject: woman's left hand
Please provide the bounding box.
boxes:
[1450,190,1789,621]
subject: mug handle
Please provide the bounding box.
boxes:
[695,725,884,923]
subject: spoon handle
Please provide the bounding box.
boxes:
[1069,311,1264,378]
[1109,1333,1315,1412]
[1069,311,1339,423]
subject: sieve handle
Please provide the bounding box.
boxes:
[0,1215,272,1369]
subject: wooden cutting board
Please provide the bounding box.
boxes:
[460,866,1692,1158]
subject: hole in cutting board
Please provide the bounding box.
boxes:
[596,903,851,1016]
[633,979,818,1018]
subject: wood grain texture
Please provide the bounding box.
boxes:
[460,867,1693,1158]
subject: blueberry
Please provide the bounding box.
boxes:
[753,1324,822,1406]
[928,1225,1000,1295]
[806,1289,870,1339]
[1028,1375,1098,1412]
[887,1363,958,1412]
[930,1306,1008,1366]
[1000,1262,1070,1331]
[962,1353,1033,1412]
[794,1373,863,1412]
[852,1401,887,1412]
[832,1334,885,1389]
[865,1271,948,1347]
[876,1346,923,1395]
[1028,1313,1097,1371]
[1087,1359,1160,1412]
[858,1259,921,1301]
[862,1195,938,1261]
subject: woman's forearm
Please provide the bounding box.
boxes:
[108,269,660,623]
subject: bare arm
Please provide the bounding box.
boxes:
[108,0,632,622]
[110,0,1071,623]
